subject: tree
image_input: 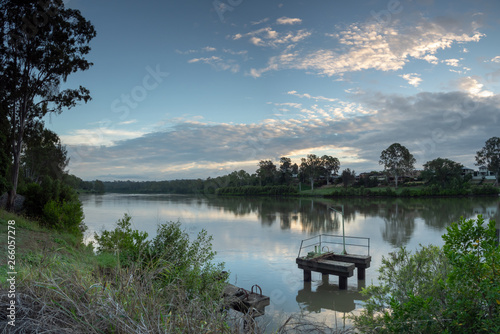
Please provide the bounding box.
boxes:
[93,179,105,194]
[341,168,356,188]
[422,157,463,188]
[379,143,416,189]
[21,122,69,183]
[321,155,340,185]
[475,137,500,186]
[256,160,277,186]
[300,154,323,191]
[279,156,292,184]
[1,0,96,211]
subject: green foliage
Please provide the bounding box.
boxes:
[476,137,500,185]
[42,199,86,236]
[215,185,298,196]
[379,143,416,188]
[422,157,464,189]
[94,214,226,299]
[21,176,86,237]
[442,215,500,332]
[353,216,500,333]
[1,0,96,210]
[22,122,69,183]
[93,214,149,266]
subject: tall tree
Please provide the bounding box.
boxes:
[321,155,340,185]
[1,0,96,211]
[300,154,323,191]
[21,122,68,183]
[256,160,277,186]
[341,168,356,188]
[279,156,292,184]
[475,137,500,186]
[379,143,416,189]
[422,158,463,188]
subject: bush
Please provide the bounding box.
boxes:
[94,214,226,299]
[42,199,86,237]
[353,215,500,333]
[94,214,149,266]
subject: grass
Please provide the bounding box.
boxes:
[0,210,235,333]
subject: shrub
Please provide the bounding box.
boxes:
[94,214,226,299]
[42,199,86,237]
[94,214,149,267]
[353,215,500,333]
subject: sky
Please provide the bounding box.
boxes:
[44,0,500,181]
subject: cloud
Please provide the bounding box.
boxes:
[276,17,302,25]
[399,73,422,87]
[231,26,311,48]
[490,56,500,63]
[60,128,146,146]
[188,56,240,73]
[456,76,494,97]
[66,89,499,181]
[251,17,269,25]
[443,58,461,67]
[250,16,484,77]
[287,90,338,102]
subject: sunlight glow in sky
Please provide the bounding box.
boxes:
[45,0,500,181]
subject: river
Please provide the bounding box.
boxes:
[79,193,500,330]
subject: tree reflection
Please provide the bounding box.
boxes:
[96,194,499,241]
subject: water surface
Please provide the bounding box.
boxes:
[80,194,500,330]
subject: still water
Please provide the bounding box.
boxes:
[79,193,499,330]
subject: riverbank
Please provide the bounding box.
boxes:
[299,184,499,198]
[0,209,234,333]
[212,183,499,198]
[1,209,343,333]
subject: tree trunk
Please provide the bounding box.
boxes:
[310,177,314,191]
[6,151,20,212]
[394,171,399,189]
[7,108,25,212]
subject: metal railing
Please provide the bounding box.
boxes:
[297,234,370,258]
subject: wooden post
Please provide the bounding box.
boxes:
[339,276,348,290]
[322,274,329,284]
[303,270,311,282]
[357,267,366,280]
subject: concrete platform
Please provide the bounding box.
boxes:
[296,252,371,289]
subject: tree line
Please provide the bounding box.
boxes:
[97,138,500,196]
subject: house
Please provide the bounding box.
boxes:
[461,167,474,177]
[462,166,496,181]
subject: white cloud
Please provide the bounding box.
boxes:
[188,56,240,73]
[456,76,494,97]
[276,17,302,25]
[118,120,138,125]
[251,17,269,25]
[202,46,217,52]
[443,58,461,67]
[250,17,484,77]
[232,27,311,48]
[490,56,500,63]
[287,90,338,102]
[399,73,422,87]
[61,128,146,146]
